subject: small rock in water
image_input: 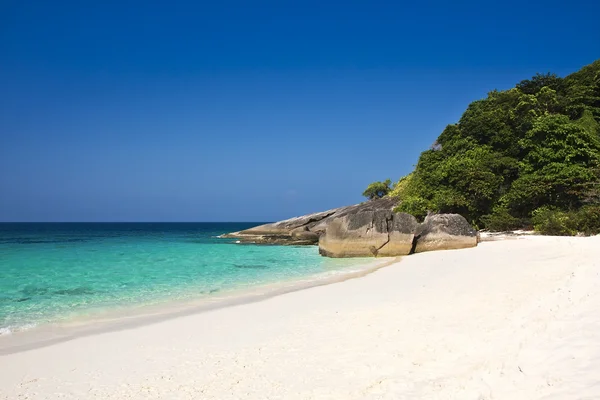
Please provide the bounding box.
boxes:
[16,297,31,302]
[21,285,49,296]
[233,264,269,269]
[54,287,96,296]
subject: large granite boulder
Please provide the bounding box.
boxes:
[221,197,398,245]
[414,213,478,253]
[318,210,418,257]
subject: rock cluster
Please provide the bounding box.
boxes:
[318,211,478,257]
[221,198,398,245]
[222,199,479,257]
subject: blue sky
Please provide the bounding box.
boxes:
[1,0,599,222]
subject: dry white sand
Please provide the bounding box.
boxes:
[1,236,599,399]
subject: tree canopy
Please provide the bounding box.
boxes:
[362,179,392,200]
[385,59,600,234]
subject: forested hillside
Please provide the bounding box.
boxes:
[380,60,600,234]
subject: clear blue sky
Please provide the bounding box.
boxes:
[1,0,599,222]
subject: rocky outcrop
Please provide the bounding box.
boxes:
[317,212,478,257]
[318,210,418,257]
[221,198,479,256]
[221,197,398,245]
[413,214,479,253]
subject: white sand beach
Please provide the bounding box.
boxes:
[1,235,599,399]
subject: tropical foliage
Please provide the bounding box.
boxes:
[362,179,392,200]
[377,59,600,234]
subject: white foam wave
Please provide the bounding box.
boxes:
[0,323,38,336]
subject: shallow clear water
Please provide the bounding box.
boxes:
[0,223,373,334]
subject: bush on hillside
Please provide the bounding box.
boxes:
[573,205,600,235]
[531,206,577,236]
[480,207,524,232]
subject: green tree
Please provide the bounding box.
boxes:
[362,179,392,200]
[516,73,565,95]
[504,113,600,215]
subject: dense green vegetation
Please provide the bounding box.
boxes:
[371,60,600,234]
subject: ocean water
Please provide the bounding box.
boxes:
[0,223,375,335]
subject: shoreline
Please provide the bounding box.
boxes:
[2,235,599,399]
[0,256,398,355]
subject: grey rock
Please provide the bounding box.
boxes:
[290,227,320,242]
[318,210,418,257]
[414,213,478,253]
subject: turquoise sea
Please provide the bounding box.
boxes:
[0,223,375,335]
